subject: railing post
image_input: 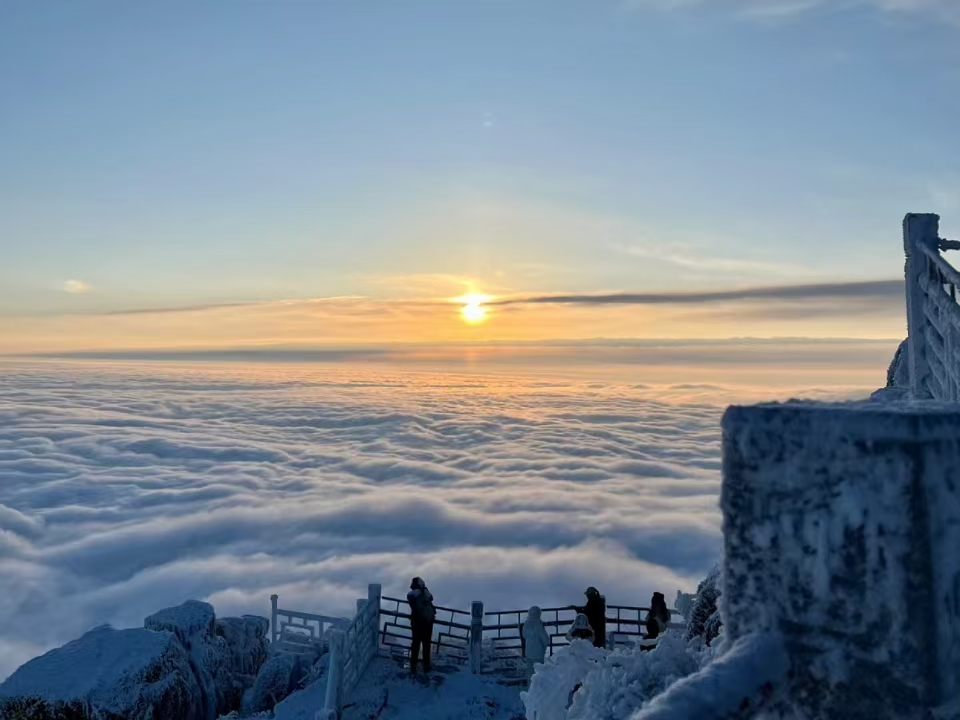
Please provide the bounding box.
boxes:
[369,584,382,659]
[320,630,344,720]
[270,594,279,645]
[904,213,941,399]
[470,601,483,674]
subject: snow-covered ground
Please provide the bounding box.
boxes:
[0,358,875,681]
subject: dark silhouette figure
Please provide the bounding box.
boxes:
[645,591,671,640]
[407,576,436,674]
[570,587,606,649]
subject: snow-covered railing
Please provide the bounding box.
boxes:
[483,603,684,673]
[378,595,473,666]
[377,593,684,678]
[269,594,348,655]
[904,213,960,401]
[319,584,381,720]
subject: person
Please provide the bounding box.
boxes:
[522,606,550,678]
[645,591,671,640]
[406,577,436,674]
[565,613,595,643]
[570,587,606,649]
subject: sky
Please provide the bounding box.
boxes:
[2,0,960,351]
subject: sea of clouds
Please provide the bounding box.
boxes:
[0,354,885,679]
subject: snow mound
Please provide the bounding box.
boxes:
[330,657,523,720]
[0,624,203,720]
[629,632,788,720]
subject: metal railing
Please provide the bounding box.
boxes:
[904,213,960,401]
[482,603,684,675]
[378,594,685,677]
[378,595,472,666]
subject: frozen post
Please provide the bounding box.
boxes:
[369,584,382,659]
[721,401,960,718]
[320,630,344,719]
[470,601,483,674]
[270,594,278,645]
[904,213,940,400]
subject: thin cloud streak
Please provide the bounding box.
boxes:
[493,279,903,306]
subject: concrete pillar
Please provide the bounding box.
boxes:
[270,594,278,645]
[369,584,382,658]
[721,401,960,718]
[470,601,484,674]
[322,630,344,718]
[904,213,940,400]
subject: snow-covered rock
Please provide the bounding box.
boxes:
[213,615,270,714]
[722,400,960,718]
[566,633,702,720]
[0,602,270,720]
[521,639,607,719]
[245,653,303,714]
[629,631,789,720]
[683,565,722,645]
[145,600,217,644]
[0,625,204,720]
[144,601,269,718]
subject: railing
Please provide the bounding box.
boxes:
[378,594,473,666]
[482,603,684,675]
[269,594,348,655]
[378,593,685,678]
[319,584,381,720]
[904,213,960,401]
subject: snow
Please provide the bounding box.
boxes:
[291,657,524,720]
[629,632,788,720]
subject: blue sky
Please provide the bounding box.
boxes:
[1,0,958,348]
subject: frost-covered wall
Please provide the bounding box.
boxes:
[722,401,960,718]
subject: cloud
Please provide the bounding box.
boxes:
[494,279,902,306]
[616,245,810,278]
[63,280,91,294]
[624,0,960,21]
[0,356,888,680]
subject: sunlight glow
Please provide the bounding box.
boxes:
[458,293,491,325]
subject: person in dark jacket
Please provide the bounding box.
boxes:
[570,587,606,649]
[406,576,436,674]
[645,591,671,640]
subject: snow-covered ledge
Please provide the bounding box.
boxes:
[720,401,960,718]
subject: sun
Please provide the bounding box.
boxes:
[457,293,491,325]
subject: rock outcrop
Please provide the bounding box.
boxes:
[0,625,204,720]
[0,603,271,720]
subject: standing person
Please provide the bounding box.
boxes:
[572,587,606,649]
[645,592,671,640]
[522,606,550,679]
[407,577,436,674]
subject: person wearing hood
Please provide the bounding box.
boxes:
[645,591,671,640]
[565,613,595,643]
[406,576,436,674]
[522,606,550,678]
[570,587,606,649]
